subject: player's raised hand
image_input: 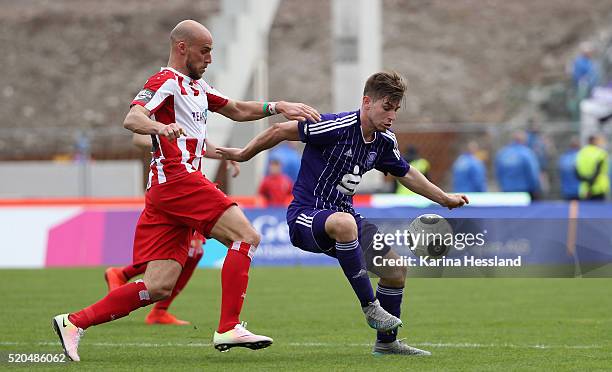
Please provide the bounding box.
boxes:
[227,160,240,177]
[158,123,185,140]
[216,147,247,162]
[443,194,469,210]
[276,101,321,122]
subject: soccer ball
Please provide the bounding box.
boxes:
[407,214,453,258]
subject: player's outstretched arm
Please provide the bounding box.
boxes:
[215,121,300,162]
[396,167,469,209]
[124,105,184,140]
[217,100,321,123]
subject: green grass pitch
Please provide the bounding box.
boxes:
[1,267,610,371]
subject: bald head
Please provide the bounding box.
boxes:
[168,20,213,80]
[170,20,212,46]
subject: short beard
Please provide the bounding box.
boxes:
[185,58,202,80]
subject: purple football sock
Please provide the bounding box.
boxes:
[335,240,375,307]
[376,284,403,343]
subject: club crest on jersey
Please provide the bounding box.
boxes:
[192,109,208,122]
[365,151,377,168]
[134,89,154,103]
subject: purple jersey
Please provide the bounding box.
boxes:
[287,110,409,223]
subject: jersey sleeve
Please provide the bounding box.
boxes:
[375,131,410,177]
[204,84,229,112]
[297,112,357,145]
[130,70,176,115]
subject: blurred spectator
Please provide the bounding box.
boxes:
[571,42,599,97]
[452,141,487,192]
[526,119,552,192]
[495,131,541,199]
[396,145,430,195]
[557,137,581,200]
[73,131,91,162]
[268,142,301,182]
[575,134,609,200]
[568,42,600,121]
[526,119,550,170]
[259,158,293,206]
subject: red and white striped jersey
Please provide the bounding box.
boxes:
[131,67,229,188]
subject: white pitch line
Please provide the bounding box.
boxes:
[0,341,603,350]
[416,342,603,350]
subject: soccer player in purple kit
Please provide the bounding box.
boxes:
[217,71,468,356]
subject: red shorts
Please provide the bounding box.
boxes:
[133,172,235,267]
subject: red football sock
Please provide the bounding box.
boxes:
[154,246,203,311]
[122,264,147,280]
[68,280,153,329]
[217,242,255,333]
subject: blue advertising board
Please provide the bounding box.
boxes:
[199,202,612,270]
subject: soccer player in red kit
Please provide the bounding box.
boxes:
[103,135,240,326]
[52,19,320,361]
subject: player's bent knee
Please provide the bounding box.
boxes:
[326,212,358,241]
[143,260,181,300]
[147,283,174,301]
[236,229,261,247]
[143,274,177,301]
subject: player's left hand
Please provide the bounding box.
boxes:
[216,147,247,162]
[276,101,321,122]
[442,193,469,210]
[227,160,240,177]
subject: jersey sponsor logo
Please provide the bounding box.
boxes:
[134,89,154,103]
[343,149,353,157]
[336,165,362,196]
[192,109,208,122]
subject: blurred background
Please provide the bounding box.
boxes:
[1,0,612,269]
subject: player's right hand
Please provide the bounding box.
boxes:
[276,101,321,123]
[215,147,247,162]
[443,193,469,210]
[158,123,185,140]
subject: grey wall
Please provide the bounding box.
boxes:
[0,161,143,198]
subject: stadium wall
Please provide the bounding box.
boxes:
[1,199,611,269]
[0,161,143,198]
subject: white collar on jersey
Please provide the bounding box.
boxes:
[162,66,196,83]
[360,124,377,144]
